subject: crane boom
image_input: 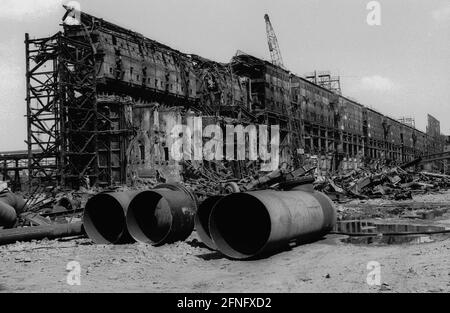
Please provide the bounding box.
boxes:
[264,14,284,68]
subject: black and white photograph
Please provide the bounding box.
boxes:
[0,0,449,299]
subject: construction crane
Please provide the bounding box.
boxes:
[264,14,285,69]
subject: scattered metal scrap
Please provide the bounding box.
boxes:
[0,184,91,245]
[314,162,450,202]
[338,201,450,221]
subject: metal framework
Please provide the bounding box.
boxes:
[58,35,98,188]
[305,71,342,95]
[26,25,134,189]
[26,32,100,188]
[96,95,132,186]
[25,33,60,183]
[0,151,37,191]
[264,14,285,69]
[397,117,416,128]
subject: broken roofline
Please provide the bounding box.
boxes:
[74,11,284,74]
[73,9,435,139]
[74,11,232,67]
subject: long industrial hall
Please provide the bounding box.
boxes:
[1,1,450,297]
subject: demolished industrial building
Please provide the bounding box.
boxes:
[0,10,444,191]
[1,7,450,282]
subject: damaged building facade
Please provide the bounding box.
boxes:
[20,11,445,188]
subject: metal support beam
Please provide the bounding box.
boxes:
[25,33,61,185]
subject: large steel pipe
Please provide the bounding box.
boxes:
[194,195,224,250]
[83,191,140,244]
[0,201,16,228]
[209,187,336,259]
[0,192,27,228]
[0,192,27,213]
[0,222,83,246]
[126,184,197,246]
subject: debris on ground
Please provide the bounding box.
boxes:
[314,163,450,202]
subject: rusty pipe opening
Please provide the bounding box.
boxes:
[126,191,173,245]
[83,193,130,244]
[195,195,223,250]
[209,193,271,259]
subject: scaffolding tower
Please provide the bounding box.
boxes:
[58,34,98,188]
[25,33,61,183]
[26,32,100,188]
[26,24,133,189]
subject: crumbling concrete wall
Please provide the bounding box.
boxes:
[127,104,184,183]
[126,102,281,183]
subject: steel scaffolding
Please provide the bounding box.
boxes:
[58,35,98,188]
[25,33,61,184]
[26,32,99,188]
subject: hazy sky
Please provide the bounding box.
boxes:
[0,0,449,151]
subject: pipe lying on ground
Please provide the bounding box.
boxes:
[83,191,140,244]
[0,192,27,228]
[0,201,16,228]
[209,187,336,259]
[126,184,197,246]
[0,222,83,246]
[194,195,224,250]
[0,192,27,213]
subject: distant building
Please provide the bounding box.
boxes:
[426,114,441,138]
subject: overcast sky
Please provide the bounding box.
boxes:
[0,0,449,151]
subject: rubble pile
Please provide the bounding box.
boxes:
[1,161,449,263]
[336,200,450,221]
[315,165,450,202]
[16,185,95,227]
[0,184,94,243]
[181,160,262,197]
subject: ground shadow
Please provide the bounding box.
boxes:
[245,235,329,260]
[185,238,211,250]
[186,239,208,248]
[194,235,329,261]
[196,251,227,261]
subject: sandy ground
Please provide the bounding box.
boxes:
[1,192,450,293]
